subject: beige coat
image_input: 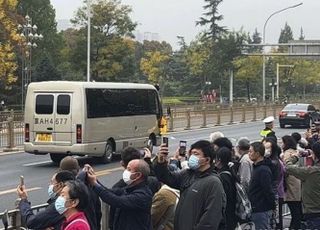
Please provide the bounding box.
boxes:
[283,148,301,201]
[151,185,179,230]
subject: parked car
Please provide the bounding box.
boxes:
[279,103,320,128]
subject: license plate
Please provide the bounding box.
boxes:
[287,112,296,117]
[36,133,52,142]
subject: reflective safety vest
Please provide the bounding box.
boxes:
[159,116,167,135]
[260,129,272,138]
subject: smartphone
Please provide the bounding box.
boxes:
[20,175,24,188]
[139,149,145,157]
[179,141,187,155]
[162,136,169,147]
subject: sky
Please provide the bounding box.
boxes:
[50,0,319,49]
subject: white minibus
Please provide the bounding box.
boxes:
[24,81,163,163]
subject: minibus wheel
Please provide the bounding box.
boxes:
[50,153,66,164]
[101,141,113,163]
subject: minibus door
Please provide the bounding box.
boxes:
[33,94,55,145]
[54,94,72,145]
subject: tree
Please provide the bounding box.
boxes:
[248,28,262,53]
[70,0,137,81]
[196,0,226,41]
[299,27,305,40]
[279,22,294,43]
[233,56,262,101]
[140,51,170,84]
[185,36,209,84]
[141,40,172,55]
[278,22,293,52]
[291,59,320,98]
[0,0,21,87]
[33,55,61,82]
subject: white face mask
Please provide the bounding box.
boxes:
[265,149,271,157]
[122,169,134,185]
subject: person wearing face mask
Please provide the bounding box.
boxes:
[60,156,101,230]
[154,140,226,230]
[86,159,153,230]
[107,147,160,230]
[58,180,90,230]
[17,170,75,230]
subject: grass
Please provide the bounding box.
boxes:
[162,96,199,105]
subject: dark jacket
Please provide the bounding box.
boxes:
[94,181,153,230]
[154,161,226,230]
[77,172,102,230]
[218,167,238,230]
[109,176,161,229]
[249,158,276,213]
[19,197,64,229]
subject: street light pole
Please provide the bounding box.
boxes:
[262,2,302,103]
[18,15,42,110]
[87,0,91,82]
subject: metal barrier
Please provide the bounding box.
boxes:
[0,202,110,230]
[0,104,291,147]
[0,201,290,230]
[0,110,24,149]
[0,203,48,230]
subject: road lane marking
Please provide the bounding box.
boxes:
[95,166,123,176]
[23,160,53,167]
[0,187,41,196]
[0,151,24,156]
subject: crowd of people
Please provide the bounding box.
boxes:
[15,116,320,230]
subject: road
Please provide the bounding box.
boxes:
[0,120,304,213]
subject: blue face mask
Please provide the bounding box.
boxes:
[48,185,56,199]
[55,196,67,214]
[188,155,200,170]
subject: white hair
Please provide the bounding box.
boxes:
[209,131,224,143]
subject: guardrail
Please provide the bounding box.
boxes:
[0,102,317,149]
[166,104,284,131]
[0,110,24,150]
[0,202,110,230]
[0,200,289,230]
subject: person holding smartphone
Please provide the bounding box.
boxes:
[154,140,226,230]
[169,141,189,170]
[17,171,75,230]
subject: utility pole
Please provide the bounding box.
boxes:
[87,0,91,82]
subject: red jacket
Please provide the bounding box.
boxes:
[61,211,91,230]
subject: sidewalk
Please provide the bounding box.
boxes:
[0,146,24,155]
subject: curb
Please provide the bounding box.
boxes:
[0,147,24,156]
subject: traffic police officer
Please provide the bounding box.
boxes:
[260,116,277,140]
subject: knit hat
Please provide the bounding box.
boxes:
[59,156,80,176]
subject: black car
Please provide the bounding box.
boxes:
[279,103,320,128]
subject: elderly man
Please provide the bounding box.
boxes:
[236,137,253,192]
[86,159,153,230]
[154,140,226,230]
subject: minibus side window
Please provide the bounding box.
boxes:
[36,95,54,114]
[57,95,70,115]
